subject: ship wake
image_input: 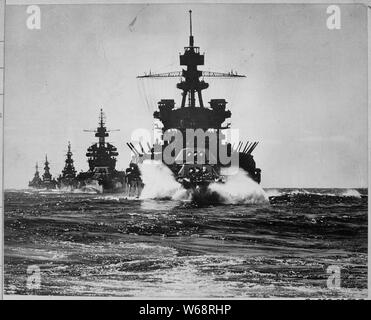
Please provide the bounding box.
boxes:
[138,161,268,205]
[63,181,103,194]
[139,161,187,200]
[207,169,269,204]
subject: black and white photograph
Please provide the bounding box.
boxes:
[0,0,369,301]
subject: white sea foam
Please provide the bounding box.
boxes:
[73,181,103,194]
[341,189,362,198]
[208,168,269,204]
[57,186,74,193]
[139,160,186,200]
[265,189,283,197]
[139,162,269,204]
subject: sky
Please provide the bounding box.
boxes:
[4,3,368,188]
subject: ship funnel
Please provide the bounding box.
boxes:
[189,10,194,47]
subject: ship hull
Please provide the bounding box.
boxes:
[56,170,127,194]
[75,177,126,194]
[127,149,261,198]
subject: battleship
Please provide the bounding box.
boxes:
[28,110,126,193]
[28,156,57,190]
[75,109,126,192]
[126,11,261,193]
[57,142,78,189]
[28,11,261,195]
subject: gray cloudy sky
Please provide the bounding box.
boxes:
[4,3,368,188]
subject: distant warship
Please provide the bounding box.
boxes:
[126,11,261,192]
[29,110,126,193]
[28,163,42,189]
[28,11,261,196]
[29,156,57,189]
[57,142,78,189]
[75,109,126,192]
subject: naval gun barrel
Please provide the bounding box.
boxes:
[246,142,259,154]
[245,142,254,154]
[242,141,250,153]
[130,143,142,156]
[249,142,259,154]
[126,142,141,156]
[126,142,136,155]
[237,141,243,152]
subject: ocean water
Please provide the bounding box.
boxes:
[3,188,368,298]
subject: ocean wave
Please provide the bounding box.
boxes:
[73,183,103,194]
[265,189,367,198]
[139,161,185,200]
[208,169,269,204]
[340,189,362,198]
[265,189,282,197]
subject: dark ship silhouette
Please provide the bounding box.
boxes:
[57,142,78,189]
[126,11,261,192]
[29,163,42,188]
[28,11,261,195]
[28,156,57,189]
[75,109,126,192]
[29,110,126,193]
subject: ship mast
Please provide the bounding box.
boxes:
[44,155,49,171]
[43,155,52,181]
[189,10,193,47]
[137,11,245,109]
[84,109,119,147]
[34,162,40,178]
[62,141,76,177]
[176,10,209,108]
[96,108,108,147]
[84,109,120,172]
